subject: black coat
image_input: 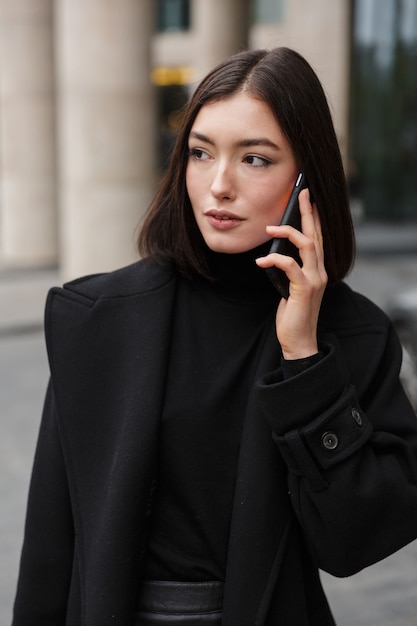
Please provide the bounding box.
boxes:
[12,259,417,625]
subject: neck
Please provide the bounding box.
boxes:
[204,242,278,298]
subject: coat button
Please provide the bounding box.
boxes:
[351,408,363,426]
[321,431,339,450]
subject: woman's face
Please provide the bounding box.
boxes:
[186,92,299,254]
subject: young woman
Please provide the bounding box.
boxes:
[13,47,417,626]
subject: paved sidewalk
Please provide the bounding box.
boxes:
[0,267,59,335]
[354,221,417,256]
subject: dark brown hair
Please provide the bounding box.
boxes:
[138,47,355,283]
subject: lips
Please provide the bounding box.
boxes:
[204,209,244,230]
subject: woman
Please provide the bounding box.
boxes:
[13,47,417,626]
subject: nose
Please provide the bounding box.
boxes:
[210,162,235,201]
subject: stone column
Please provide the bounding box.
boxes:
[55,0,155,279]
[192,0,249,81]
[0,0,58,268]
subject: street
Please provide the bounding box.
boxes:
[1,331,49,621]
[2,245,417,625]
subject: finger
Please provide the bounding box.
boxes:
[298,188,317,238]
[299,192,324,263]
[310,205,325,271]
[265,221,319,271]
[255,251,303,275]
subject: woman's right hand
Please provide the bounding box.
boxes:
[256,189,328,360]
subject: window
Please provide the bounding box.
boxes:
[156,0,190,32]
[350,0,417,219]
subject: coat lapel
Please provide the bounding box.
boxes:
[45,262,177,625]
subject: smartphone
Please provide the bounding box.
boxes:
[265,172,308,299]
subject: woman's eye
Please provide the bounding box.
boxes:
[189,148,210,161]
[245,155,271,167]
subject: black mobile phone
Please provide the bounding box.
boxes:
[265,172,308,299]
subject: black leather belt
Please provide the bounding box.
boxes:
[136,580,224,625]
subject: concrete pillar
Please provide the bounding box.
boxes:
[55,0,155,279]
[192,0,249,81]
[0,0,58,268]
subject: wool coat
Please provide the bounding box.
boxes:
[12,259,417,626]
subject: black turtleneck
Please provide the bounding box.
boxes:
[143,243,280,582]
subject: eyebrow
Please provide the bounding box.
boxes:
[189,131,280,151]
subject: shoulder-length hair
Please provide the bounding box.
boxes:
[138,47,355,283]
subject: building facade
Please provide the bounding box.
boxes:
[0,0,415,278]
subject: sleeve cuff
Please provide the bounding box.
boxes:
[281,351,324,380]
[256,341,350,433]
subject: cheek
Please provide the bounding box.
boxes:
[254,187,287,223]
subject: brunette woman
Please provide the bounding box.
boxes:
[13,47,417,626]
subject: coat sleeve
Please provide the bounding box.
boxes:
[256,321,417,578]
[12,381,74,625]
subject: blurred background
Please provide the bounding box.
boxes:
[1,0,417,624]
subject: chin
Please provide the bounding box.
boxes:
[204,235,269,255]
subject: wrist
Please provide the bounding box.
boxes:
[281,345,319,360]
